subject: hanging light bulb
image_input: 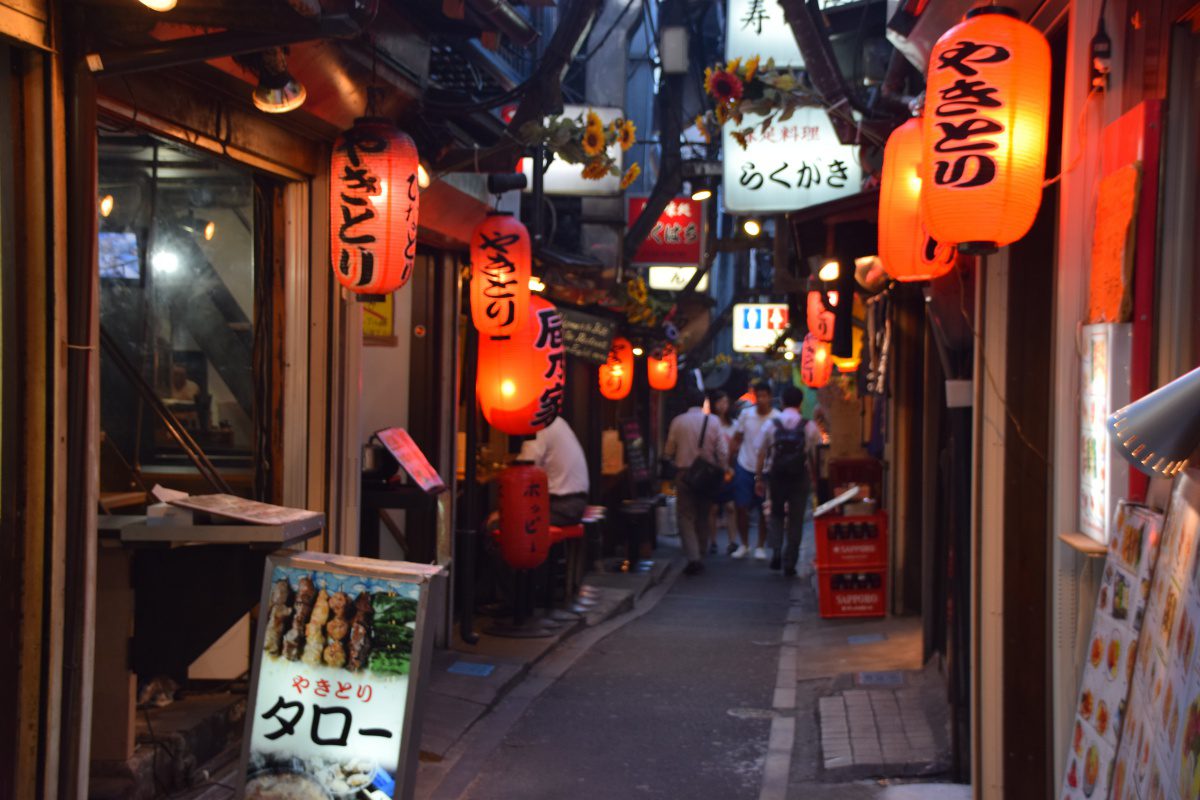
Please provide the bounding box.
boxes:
[818,260,840,281]
[632,346,644,357]
[99,194,114,217]
[253,73,307,114]
[691,186,713,202]
[743,218,762,237]
[203,220,216,241]
[417,163,432,189]
[138,0,177,10]
[529,276,546,292]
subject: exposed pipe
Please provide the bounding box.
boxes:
[467,0,540,47]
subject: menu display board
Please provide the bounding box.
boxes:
[559,308,617,365]
[375,427,446,495]
[1062,502,1163,800]
[1080,323,1132,545]
[621,418,651,483]
[1109,471,1200,800]
[240,553,443,800]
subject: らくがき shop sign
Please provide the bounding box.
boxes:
[241,553,443,799]
[722,108,862,214]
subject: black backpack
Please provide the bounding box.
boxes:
[769,418,807,479]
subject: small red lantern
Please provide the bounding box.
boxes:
[647,344,677,391]
[806,291,835,342]
[496,463,551,569]
[800,335,833,388]
[470,212,531,336]
[600,337,635,400]
[330,119,420,294]
[920,7,1051,253]
[880,118,956,282]
[477,296,565,435]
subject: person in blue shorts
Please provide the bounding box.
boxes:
[728,382,779,560]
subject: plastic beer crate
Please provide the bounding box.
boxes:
[815,563,887,618]
[814,512,888,568]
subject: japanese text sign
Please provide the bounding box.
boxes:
[374,427,446,495]
[629,197,703,265]
[520,105,625,196]
[732,303,789,353]
[722,108,862,213]
[647,266,709,292]
[725,0,804,67]
[241,553,443,799]
[559,308,617,365]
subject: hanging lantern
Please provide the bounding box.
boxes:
[806,291,835,342]
[647,343,678,391]
[496,463,551,570]
[477,296,565,435]
[920,7,1051,254]
[470,212,531,336]
[600,337,635,400]
[831,325,864,373]
[879,118,957,281]
[800,335,833,388]
[330,119,420,294]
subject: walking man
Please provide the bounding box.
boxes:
[729,381,780,560]
[664,386,729,575]
[755,385,821,576]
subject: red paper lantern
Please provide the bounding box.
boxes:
[496,463,551,569]
[470,212,531,336]
[330,119,420,294]
[806,291,835,342]
[647,344,678,391]
[800,335,833,388]
[477,296,565,435]
[879,118,956,281]
[600,337,634,400]
[920,7,1051,254]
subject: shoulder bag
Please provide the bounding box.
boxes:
[679,415,725,495]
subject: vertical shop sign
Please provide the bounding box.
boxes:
[628,197,703,265]
[241,553,443,799]
[724,0,804,67]
[722,108,862,214]
[1080,323,1132,545]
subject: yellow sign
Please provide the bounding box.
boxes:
[363,293,395,343]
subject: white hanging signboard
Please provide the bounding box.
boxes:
[721,108,862,214]
[732,303,789,353]
[725,0,804,67]
[520,105,624,197]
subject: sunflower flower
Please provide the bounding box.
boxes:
[581,126,606,156]
[743,55,760,82]
[732,129,751,149]
[695,114,711,143]
[714,102,730,125]
[618,119,636,151]
[585,109,603,132]
[582,158,609,181]
[706,70,744,104]
[726,58,741,74]
[620,163,641,190]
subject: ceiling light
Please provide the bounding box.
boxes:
[203,220,216,241]
[783,351,795,361]
[818,259,840,281]
[418,164,432,189]
[151,250,180,275]
[691,187,713,202]
[529,276,546,292]
[827,291,839,307]
[743,219,762,237]
[252,72,306,114]
[138,0,177,10]
[632,347,644,357]
[99,194,114,217]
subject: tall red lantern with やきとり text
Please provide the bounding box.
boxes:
[800,335,833,388]
[477,296,565,435]
[470,212,530,336]
[880,118,956,281]
[496,462,551,570]
[330,119,420,294]
[806,291,835,342]
[920,7,1051,254]
[647,344,677,391]
[600,337,635,400]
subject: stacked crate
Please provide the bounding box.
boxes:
[814,512,888,618]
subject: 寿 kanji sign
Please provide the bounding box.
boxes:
[726,0,803,68]
[732,303,789,353]
[722,108,862,214]
[629,197,703,266]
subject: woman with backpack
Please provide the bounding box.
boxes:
[753,385,822,576]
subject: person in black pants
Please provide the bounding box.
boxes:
[754,386,821,576]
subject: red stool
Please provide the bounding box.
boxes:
[550,524,585,543]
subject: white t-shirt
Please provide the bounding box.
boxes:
[733,406,781,472]
[517,416,590,496]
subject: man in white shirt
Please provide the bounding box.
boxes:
[664,386,729,575]
[729,382,780,560]
[518,416,590,525]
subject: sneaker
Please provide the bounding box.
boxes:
[726,542,739,555]
[731,545,748,559]
[754,547,768,561]
[769,553,782,571]
[683,560,705,576]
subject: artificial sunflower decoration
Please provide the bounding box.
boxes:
[519,108,642,186]
[582,126,605,156]
[697,55,824,149]
[582,158,610,180]
[694,114,711,143]
[617,119,637,151]
[620,163,641,190]
[586,109,603,132]
[743,55,760,82]
[705,69,744,104]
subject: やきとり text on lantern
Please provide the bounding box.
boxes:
[800,334,833,388]
[600,337,635,401]
[477,296,566,436]
[879,118,956,281]
[471,212,531,336]
[330,119,420,294]
[920,7,1051,254]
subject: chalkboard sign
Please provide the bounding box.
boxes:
[560,309,617,365]
[621,418,651,483]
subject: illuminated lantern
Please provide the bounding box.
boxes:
[831,325,863,373]
[920,7,1051,254]
[477,296,565,435]
[600,337,634,400]
[647,344,678,391]
[806,291,835,342]
[470,212,531,336]
[879,118,956,281]
[330,119,420,294]
[799,335,833,388]
[496,463,551,569]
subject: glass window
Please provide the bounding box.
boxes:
[98,129,258,493]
